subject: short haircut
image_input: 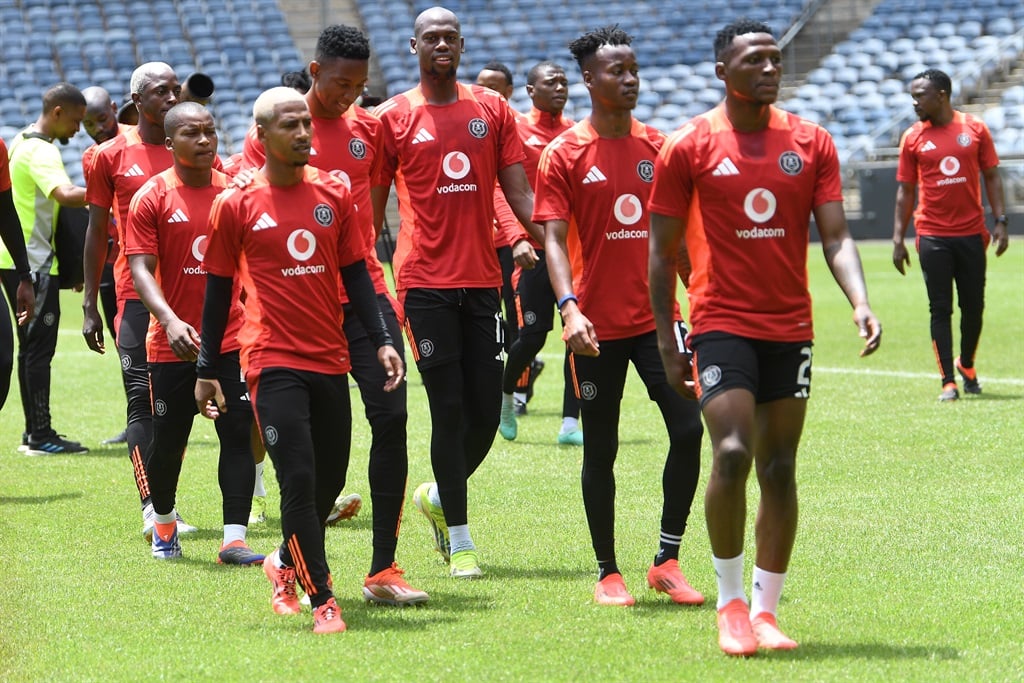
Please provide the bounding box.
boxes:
[913,68,952,96]
[714,19,774,61]
[480,61,513,88]
[42,83,86,113]
[130,62,174,95]
[568,25,633,70]
[164,101,210,136]
[413,6,460,39]
[280,70,312,93]
[527,61,565,86]
[253,87,307,125]
[316,24,370,61]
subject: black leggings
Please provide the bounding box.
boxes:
[118,299,153,502]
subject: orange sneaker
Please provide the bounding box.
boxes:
[312,597,346,634]
[363,563,430,605]
[955,357,981,395]
[263,549,301,615]
[325,493,362,525]
[751,612,798,650]
[594,573,635,606]
[646,559,704,605]
[717,598,757,656]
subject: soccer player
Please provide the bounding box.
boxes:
[497,60,582,445]
[242,24,428,604]
[82,62,198,538]
[195,87,404,633]
[536,26,704,608]
[648,19,882,655]
[125,102,262,564]
[372,6,543,578]
[2,83,89,454]
[0,139,35,411]
[892,69,1009,401]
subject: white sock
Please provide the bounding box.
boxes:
[502,392,514,407]
[427,482,442,509]
[154,510,176,525]
[513,391,526,404]
[223,524,246,546]
[560,417,579,434]
[253,461,265,497]
[449,524,475,554]
[712,553,747,610]
[750,566,786,618]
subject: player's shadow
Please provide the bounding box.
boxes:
[0,491,82,505]
[784,642,960,661]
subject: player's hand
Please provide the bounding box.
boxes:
[377,345,405,392]
[892,241,911,275]
[659,346,697,400]
[164,318,200,362]
[512,239,538,269]
[15,279,34,326]
[194,377,226,419]
[992,223,1009,256]
[231,167,257,189]
[854,303,882,357]
[560,304,599,357]
[82,305,105,353]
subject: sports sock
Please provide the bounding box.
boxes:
[502,392,515,408]
[560,417,579,435]
[253,461,265,497]
[223,524,246,546]
[654,530,682,566]
[712,552,746,610]
[597,560,620,581]
[449,524,474,554]
[513,391,527,405]
[154,511,176,525]
[427,482,442,509]
[750,566,786,618]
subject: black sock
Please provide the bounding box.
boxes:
[369,549,395,577]
[597,561,620,581]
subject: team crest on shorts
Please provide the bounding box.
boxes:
[579,381,598,401]
[264,425,278,446]
[778,151,803,175]
[43,312,56,326]
[313,203,334,227]
[418,339,435,357]
[700,364,722,389]
[523,311,537,326]
[154,399,167,416]
[957,133,971,147]
[468,118,488,139]
[349,138,367,159]
[637,159,655,182]
[121,354,132,370]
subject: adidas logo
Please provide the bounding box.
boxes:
[251,212,278,231]
[524,134,544,146]
[712,157,740,176]
[310,146,318,155]
[411,128,435,144]
[582,165,607,184]
[124,163,145,177]
[168,208,189,223]
[920,140,937,152]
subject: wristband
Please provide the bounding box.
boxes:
[994,214,1008,225]
[557,293,578,310]
[17,271,32,282]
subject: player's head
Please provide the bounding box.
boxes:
[309,24,371,118]
[253,87,312,168]
[281,70,312,93]
[163,101,218,172]
[713,19,780,105]
[526,61,568,115]
[41,82,87,144]
[82,86,119,144]
[129,62,181,127]
[909,69,952,123]
[411,6,463,81]
[568,26,638,113]
[476,61,514,100]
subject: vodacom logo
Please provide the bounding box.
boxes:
[613,194,643,225]
[743,188,777,223]
[287,229,316,261]
[330,169,352,189]
[442,151,471,180]
[939,156,961,176]
[191,235,207,262]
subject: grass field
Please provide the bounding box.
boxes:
[0,241,1021,682]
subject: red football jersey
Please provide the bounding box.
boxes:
[125,167,243,363]
[649,105,843,342]
[534,118,678,341]
[243,106,390,302]
[373,83,526,292]
[203,167,366,376]
[511,107,574,249]
[896,111,999,238]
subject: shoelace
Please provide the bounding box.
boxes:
[316,601,339,621]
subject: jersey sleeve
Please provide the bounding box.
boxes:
[976,119,1000,171]
[242,124,265,169]
[334,185,366,269]
[648,125,698,218]
[895,127,919,183]
[204,189,242,277]
[30,142,73,199]
[124,178,160,255]
[532,141,573,224]
[85,145,116,208]
[0,140,10,192]
[812,128,843,208]
[496,97,527,170]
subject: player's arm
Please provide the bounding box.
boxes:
[194,273,233,418]
[81,203,112,352]
[544,218,598,357]
[129,253,199,362]
[981,166,1008,256]
[370,185,389,238]
[50,183,86,208]
[498,163,545,245]
[892,181,916,274]
[340,259,404,391]
[815,200,882,357]
[649,211,696,398]
[0,188,35,326]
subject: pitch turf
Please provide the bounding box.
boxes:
[0,240,1021,681]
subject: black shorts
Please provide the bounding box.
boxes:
[514,251,556,335]
[401,287,504,371]
[149,351,250,425]
[689,331,812,407]
[569,330,669,410]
